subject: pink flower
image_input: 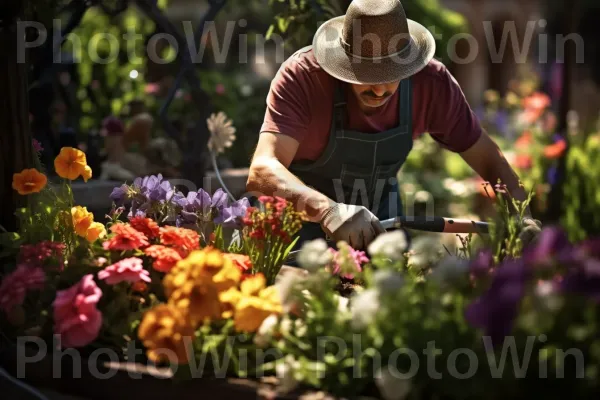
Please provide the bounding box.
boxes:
[0,265,45,314]
[330,243,369,279]
[53,274,103,348]
[215,83,225,95]
[145,83,160,94]
[97,257,151,285]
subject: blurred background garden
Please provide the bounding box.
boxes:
[2,0,600,242]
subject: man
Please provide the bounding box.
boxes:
[247,0,541,250]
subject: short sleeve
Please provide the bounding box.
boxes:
[260,61,313,143]
[426,67,482,153]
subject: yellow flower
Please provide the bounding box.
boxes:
[168,277,222,326]
[240,274,266,296]
[12,168,47,195]
[258,285,282,305]
[54,147,87,180]
[234,296,281,333]
[71,206,94,237]
[212,263,242,292]
[82,165,92,182]
[137,304,194,365]
[85,222,106,242]
[219,287,243,319]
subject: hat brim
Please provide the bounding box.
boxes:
[312,16,436,84]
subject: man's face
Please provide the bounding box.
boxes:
[350,81,400,110]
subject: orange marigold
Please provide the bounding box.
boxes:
[159,226,200,253]
[54,147,87,180]
[12,168,47,195]
[129,216,160,239]
[102,223,149,251]
[144,245,182,273]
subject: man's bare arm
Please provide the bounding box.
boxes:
[459,131,531,216]
[246,132,336,222]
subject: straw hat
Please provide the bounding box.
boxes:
[312,0,436,84]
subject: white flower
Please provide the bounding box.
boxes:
[294,319,308,337]
[297,238,334,273]
[254,314,278,348]
[430,256,470,286]
[373,270,404,294]
[207,111,236,154]
[368,230,408,261]
[276,271,307,312]
[375,365,412,400]
[407,235,444,271]
[279,316,293,336]
[276,354,300,393]
[350,289,380,330]
[533,280,563,312]
[415,190,431,203]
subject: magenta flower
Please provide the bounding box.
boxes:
[0,265,45,314]
[53,274,103,348]
[97,257,151,285]
[470,249,493,278]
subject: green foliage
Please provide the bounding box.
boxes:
[266,0,468,63]
[560,133,600,241]
[61,3,171,133]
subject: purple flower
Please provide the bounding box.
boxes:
[214,198,250,228]
[523,226,572,265]
[546,165,559,186]
[211,188,229,210]
[465,259,531,346]
[470,249,493,278]
[175,189,212,225]
[32,139,43,152]
[494,110,509,135]
[110,184,129,206]
[560,259,600,302]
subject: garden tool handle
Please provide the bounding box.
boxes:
[381,216,489,234]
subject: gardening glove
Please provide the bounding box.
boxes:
[518,217,542,248]
[319,203,386,250]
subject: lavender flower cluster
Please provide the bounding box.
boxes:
[109,174,250,229]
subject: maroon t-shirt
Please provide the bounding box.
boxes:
[260,47,482,162]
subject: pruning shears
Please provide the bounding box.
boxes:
[284,216,489,265]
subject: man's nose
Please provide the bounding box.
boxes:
[371,85,386,96]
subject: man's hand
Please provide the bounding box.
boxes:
[320,204,385,250]
[519,217,542,248]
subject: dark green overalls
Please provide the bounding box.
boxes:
[288,68,414,251]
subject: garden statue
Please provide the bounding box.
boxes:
[144,136,182,178]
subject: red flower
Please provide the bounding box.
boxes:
[0,265,46,314]
[144,245,183,273]
[544,139,567,159]
[223,253,252,272]
[159,226,200,255]
[129,216,160,239]
[18,241,65,270]
[102,223,149,251]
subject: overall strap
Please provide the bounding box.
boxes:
[398,78,412,131]
[333,81,346,131]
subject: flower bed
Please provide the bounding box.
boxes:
[2,146,600,399]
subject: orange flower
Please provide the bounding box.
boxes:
[102,223,149,251]
[223,253,252,273]
[159,226,200,255]
[85,222,107,242]
[12,168,47,195]
[514,131,533,149]
[82,166,92,182]
[520,92,551,125]
[144,245,182,272]
[132,281,148,293]
[515,154,532,169]
[129,216,160,239]
[71,206,94,237]
[544,139,567,159]
[54,147,87,180]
